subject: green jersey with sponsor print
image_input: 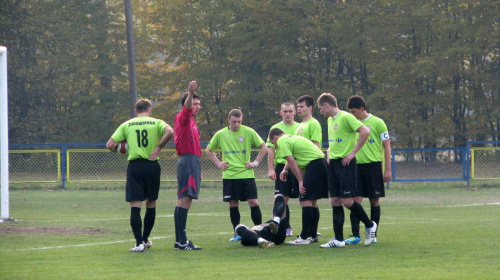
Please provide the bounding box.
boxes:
[111,117,168,161]
[355,114,389,164]
[295,118,322,144]
[266,121,300,165]
[327,111,364,159]
[276,135,325,170]
[207,125,264,179]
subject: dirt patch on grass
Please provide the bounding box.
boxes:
[0,226,110,235]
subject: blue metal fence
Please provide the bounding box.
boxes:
[8,142,500,188]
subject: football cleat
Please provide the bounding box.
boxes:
[177,240,202,250]
[286,227,293,237]
[258,238,275,248]
[144,240,153,249]
[269,221,279,235]
[129,243,145,252]
[319,238,345,248]
[372,237,377,244]
[345,235,361,245]
[286,236,312,245]
[364,221,377,246]
[310,236,319,243]
[229,234,242,242]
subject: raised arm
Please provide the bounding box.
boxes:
[184,81,197,110]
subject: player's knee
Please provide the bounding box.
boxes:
[235,224,248,235]
[274,194,285,203]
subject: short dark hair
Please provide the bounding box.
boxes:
[347,95,366,109]
[268,128,285,140]
[181,92,200,106]
[297,95,315,108]
[135,99,152,113]
[281,101,295,109]
[228,109,243,119]
[317,93,338,107]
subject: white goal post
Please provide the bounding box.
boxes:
[0,46,9,222]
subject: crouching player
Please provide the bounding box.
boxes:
[235,194,288,248]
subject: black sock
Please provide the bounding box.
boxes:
[250,205,262,225]
[236,225,259,246]
[332,206,344,241]
[286,205,291,228]
[176,207,189,244]
[230,207,240,230]
[311,207,320,238]
[349,201,373,228]
[142,207,156,242]
[300,206,313,239]
[350,210,361,237]
[273,196,286,219]
[371,205,381,230]
[130,207,142,246]
[174,207,179,243]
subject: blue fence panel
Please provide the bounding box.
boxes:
[391,148,467,182]
[11,142,499,187]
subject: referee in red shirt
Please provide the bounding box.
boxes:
[173,81,202,250]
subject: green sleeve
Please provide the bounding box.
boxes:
[310,121,322,144]
[208,131,220,150]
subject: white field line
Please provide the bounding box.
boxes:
[41,202,500,223]
[441,202,500,207]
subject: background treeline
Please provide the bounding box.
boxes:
[1,0,499,148]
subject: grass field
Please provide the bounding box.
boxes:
[1,182,499,279]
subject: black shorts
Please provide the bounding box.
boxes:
[357,162,385,198]
[177,155,201,199]
[222,178,258,202]
[299,158,329,201]
[328,158,358,198]
[126,159,161,202]
[274,164,299,198]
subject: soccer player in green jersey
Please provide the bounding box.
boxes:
[344,95,392,245]
[106,99,174,252]
[293,95,324,243]
[266,102,299,237]
[205,109,268,241]
[316,93,378,248]
[295,95,322,148]
[268,129,329,245]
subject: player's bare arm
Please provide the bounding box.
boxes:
[342,125,370,166]
[285,155,305,195]
[245,143,268,169]
[205,146,229,170]
[267,146,276,180]
[184,80,197,110]
[312,141,321,149]
[106,138,118,153]
[382,139,392,182]
[279,162,288,182]
[149,126,174,160]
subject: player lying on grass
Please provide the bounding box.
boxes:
[234,194,288,248]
